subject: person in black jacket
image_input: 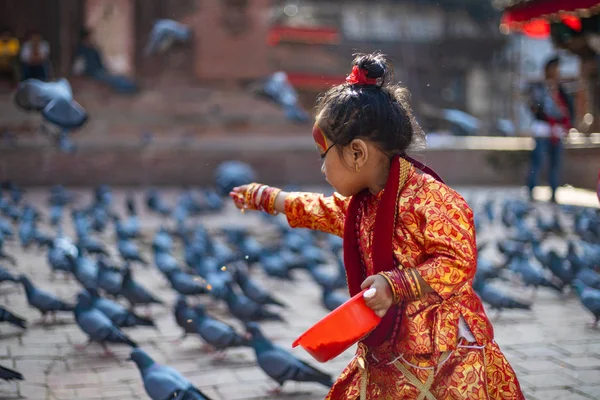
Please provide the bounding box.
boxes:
[526,57,574,203]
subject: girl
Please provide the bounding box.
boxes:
[230,53,524,399]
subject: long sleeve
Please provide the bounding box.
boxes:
[382,184,476,302]
[284,192,350,237]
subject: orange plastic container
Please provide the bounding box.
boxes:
[292,289,381,363]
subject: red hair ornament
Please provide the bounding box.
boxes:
[345,65,378,85]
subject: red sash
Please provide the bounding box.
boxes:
[343,155,444,347]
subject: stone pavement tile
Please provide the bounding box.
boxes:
[574,385,600,399]
[556,342,600,357]
[14,359,49,385]
[511,344,569,359]
[513,358,564,374]
[561,356,600,370]
[560,369,600,385]
[96,366,141,384]
[19,382,49,400]
[520,372,582,388]
[531,388,594,400]
[48,369,101,387]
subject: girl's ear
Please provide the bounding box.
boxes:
[348,139,369,168]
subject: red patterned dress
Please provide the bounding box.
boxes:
[284,159,524,399]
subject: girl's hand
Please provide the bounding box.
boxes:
[361,275,394,318]
[229,185,250,210]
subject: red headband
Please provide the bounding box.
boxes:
[345,65,378,85]
[312,124,329,152]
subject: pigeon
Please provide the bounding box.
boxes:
[165,270,209,297]
[129,348,212,400]
[192,303,250,352]
[508,254,563,294]
[74,292,137,355]
[257,71,310,123]
[473,280,531,316]
[153,249,180,277]
[0,306,27,329]
[77,234,109,256]
[114,216,139,241]
[152,227,173,253]
[84,290,155,329]
[73,252,99,290]
[118,239,148,266]
[97,259,124,298]
[173,296,200,339]
[572,279,600,328]
[0,265,18,283]
[233,265,287,308]
[0,365,23,381]
[223,284,285,323]
[322,286,349,312]
[48,185,76,207]
[144,19,192,56]
[214,161,256,196]
[14,78,87,151]
[246,322,333,393]
[49,204,64,227]
[121,267,164,311]
[14,78,88,129]
[18,275,75,321]
[47,238,77,278]
[0,217,13,237]
[146,190,172,217]
[546,251,574,287]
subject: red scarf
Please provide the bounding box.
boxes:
[343,155,444,347]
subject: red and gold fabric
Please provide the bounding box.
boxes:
[284,157,524,399]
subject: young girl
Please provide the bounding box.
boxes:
[230,53,524,399]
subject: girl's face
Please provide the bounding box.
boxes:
[319,144,361,197]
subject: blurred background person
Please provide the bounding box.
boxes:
[20,30,51,81]
[526,56,574,203]
[0,27,20,86]
[73,28,137,94]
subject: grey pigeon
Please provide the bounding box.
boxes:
[146,191,172,217]
[47,238,77,278]
[193,303,250,352]
[214,161,256,196]
[129,348,212,400]
[233,265,287,308]
[223,284,285,323]
[14,78,87,129]
[74,292,137,355]
[166,270,209,297]
[0,217,13,237]
[473,280,531,316]
[118,239,148,266]
[0,365,23,381]
[153,249,180,277]
[144,19,192,56]
[18,275,75,321]
[152,227,173,252]
[322,286,349,312]
[0,265,18,283]
[84,289,155,329]
[73,252,99,290]
[121,267,164,311]
[0,306,27,329]
[572,279,600,328]
[246,322,332,392]
[96,258,124,298]
[173,296,200,339]
[77,234,109,256]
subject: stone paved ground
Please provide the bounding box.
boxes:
[0,185,598,400]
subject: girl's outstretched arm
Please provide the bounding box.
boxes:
[230,183,349,237]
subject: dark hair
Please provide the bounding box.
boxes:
[315,52,424,157]
[79,28,92,40]
[544,56,560,73]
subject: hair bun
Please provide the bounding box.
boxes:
[352,52,391,86]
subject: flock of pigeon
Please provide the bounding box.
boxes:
[470,196,600,328]
[0,163,599,398]
[0,164,348,399]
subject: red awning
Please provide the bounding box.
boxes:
[500,0,600,38]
